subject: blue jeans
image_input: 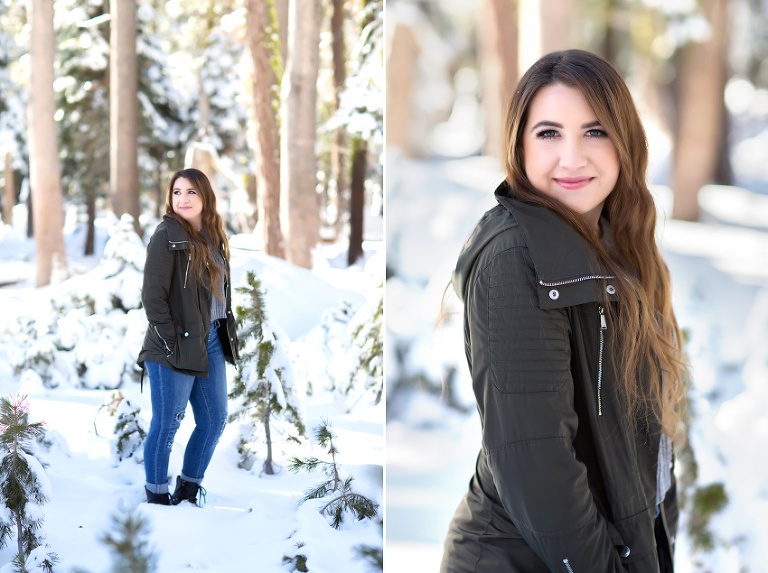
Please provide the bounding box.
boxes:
[144,322,228,494]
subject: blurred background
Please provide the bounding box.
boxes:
[385,0,768,571]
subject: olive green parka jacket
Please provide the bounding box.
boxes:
[441,183,677,573]
[137,216,239,377]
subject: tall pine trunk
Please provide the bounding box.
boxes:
[348,137,366,266]
[280,0,322,269]
[110,0,141,235]
[28,0,67,287]
[246,0,285,258]
[330,0,347,237]
[3,152,13,225]
[671,0,729,221]
[478,0,518,163]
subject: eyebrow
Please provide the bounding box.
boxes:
[530,120,602,131]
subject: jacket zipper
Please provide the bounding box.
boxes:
[598,305,607,416]
[153,325,172,357]
[562,558,575,573]
[184,254,190,288]
[538,274,614,287]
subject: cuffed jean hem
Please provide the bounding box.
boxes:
[145,481,169,494]
[180,472,203,485]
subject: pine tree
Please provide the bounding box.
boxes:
[229,271,306,474]
[289,421,378,529]
[346,292,383,405]
[72,510,156,573]
[110,396,148,466]
[0,395,58,571]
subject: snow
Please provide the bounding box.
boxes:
[386,152,768,572]
[0,213,383,572]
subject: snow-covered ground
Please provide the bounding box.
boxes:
[0,208,383,573]
[386,154,768,572]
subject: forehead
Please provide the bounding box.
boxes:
[526,83,597,123]
[173,177,195,190]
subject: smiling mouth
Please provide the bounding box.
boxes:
[555,177,593,190]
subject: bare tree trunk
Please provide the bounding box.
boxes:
[3,152,13,225]
[385,21,417,152]
[263,402,274,475]
[110,0,141,235]
[246,0,285,258]
[671,0,728,221]
[518,0,577,71]
[330,0,347,237]
[85,192,96,256]
[280,0,322,269]
[348,137,366,266]
[478,0,518,163]
[28,0,67,287]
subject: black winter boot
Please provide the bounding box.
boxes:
[145,487,171,505]
[170,475,205,506]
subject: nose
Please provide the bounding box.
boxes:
[559,137,587,170]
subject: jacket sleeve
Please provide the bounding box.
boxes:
[466,242,624,572]
[142,229,176,349]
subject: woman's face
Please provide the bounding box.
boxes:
[171,177,204,230]
[522,83,619,230]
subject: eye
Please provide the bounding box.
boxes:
[188,189,197,194]
[586,128,608,138]
[535,129,558,140]
[173,190,181,195]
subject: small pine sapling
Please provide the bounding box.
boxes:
[289,421,378,529]
[345,293,383,405]
[109,396,148,466]
[72,510,156,573]
[354,517,383,571]
[229,271,306,474]
[0,395,58,571]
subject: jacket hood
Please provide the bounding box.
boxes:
[452,181,612,306]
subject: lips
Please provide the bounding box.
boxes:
[555,177,593,190]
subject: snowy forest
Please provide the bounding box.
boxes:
[386,0,768,572]
[0,0,383,572]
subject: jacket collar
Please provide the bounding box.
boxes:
[454,181,618,309]
[162,215,192,251]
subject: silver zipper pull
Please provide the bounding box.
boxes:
[599,306,607,330]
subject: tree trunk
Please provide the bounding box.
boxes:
[330,0,347,237]
[348,137,366,266]
[85,192,96,256]
[28,0,67,287]
[246,0,285,258]
[110,0,141,235]
[263,401,274,475]
[671,0,728,221]
[3,152,13,225]
[385,21,417,152]
[478,0,518,164]
[518,0,577,72]
[280,0,322,268]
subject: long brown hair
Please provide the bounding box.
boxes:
[503,49,688,440]
[165,168,229,298]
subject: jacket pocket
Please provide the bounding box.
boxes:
[151,324,175,357]
[168,321,208,372]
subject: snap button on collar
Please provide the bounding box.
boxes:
[548,289,559,300]
[606,284,616,295]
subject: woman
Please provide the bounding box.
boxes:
[441,50,688,572]
[137,168,239,506]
